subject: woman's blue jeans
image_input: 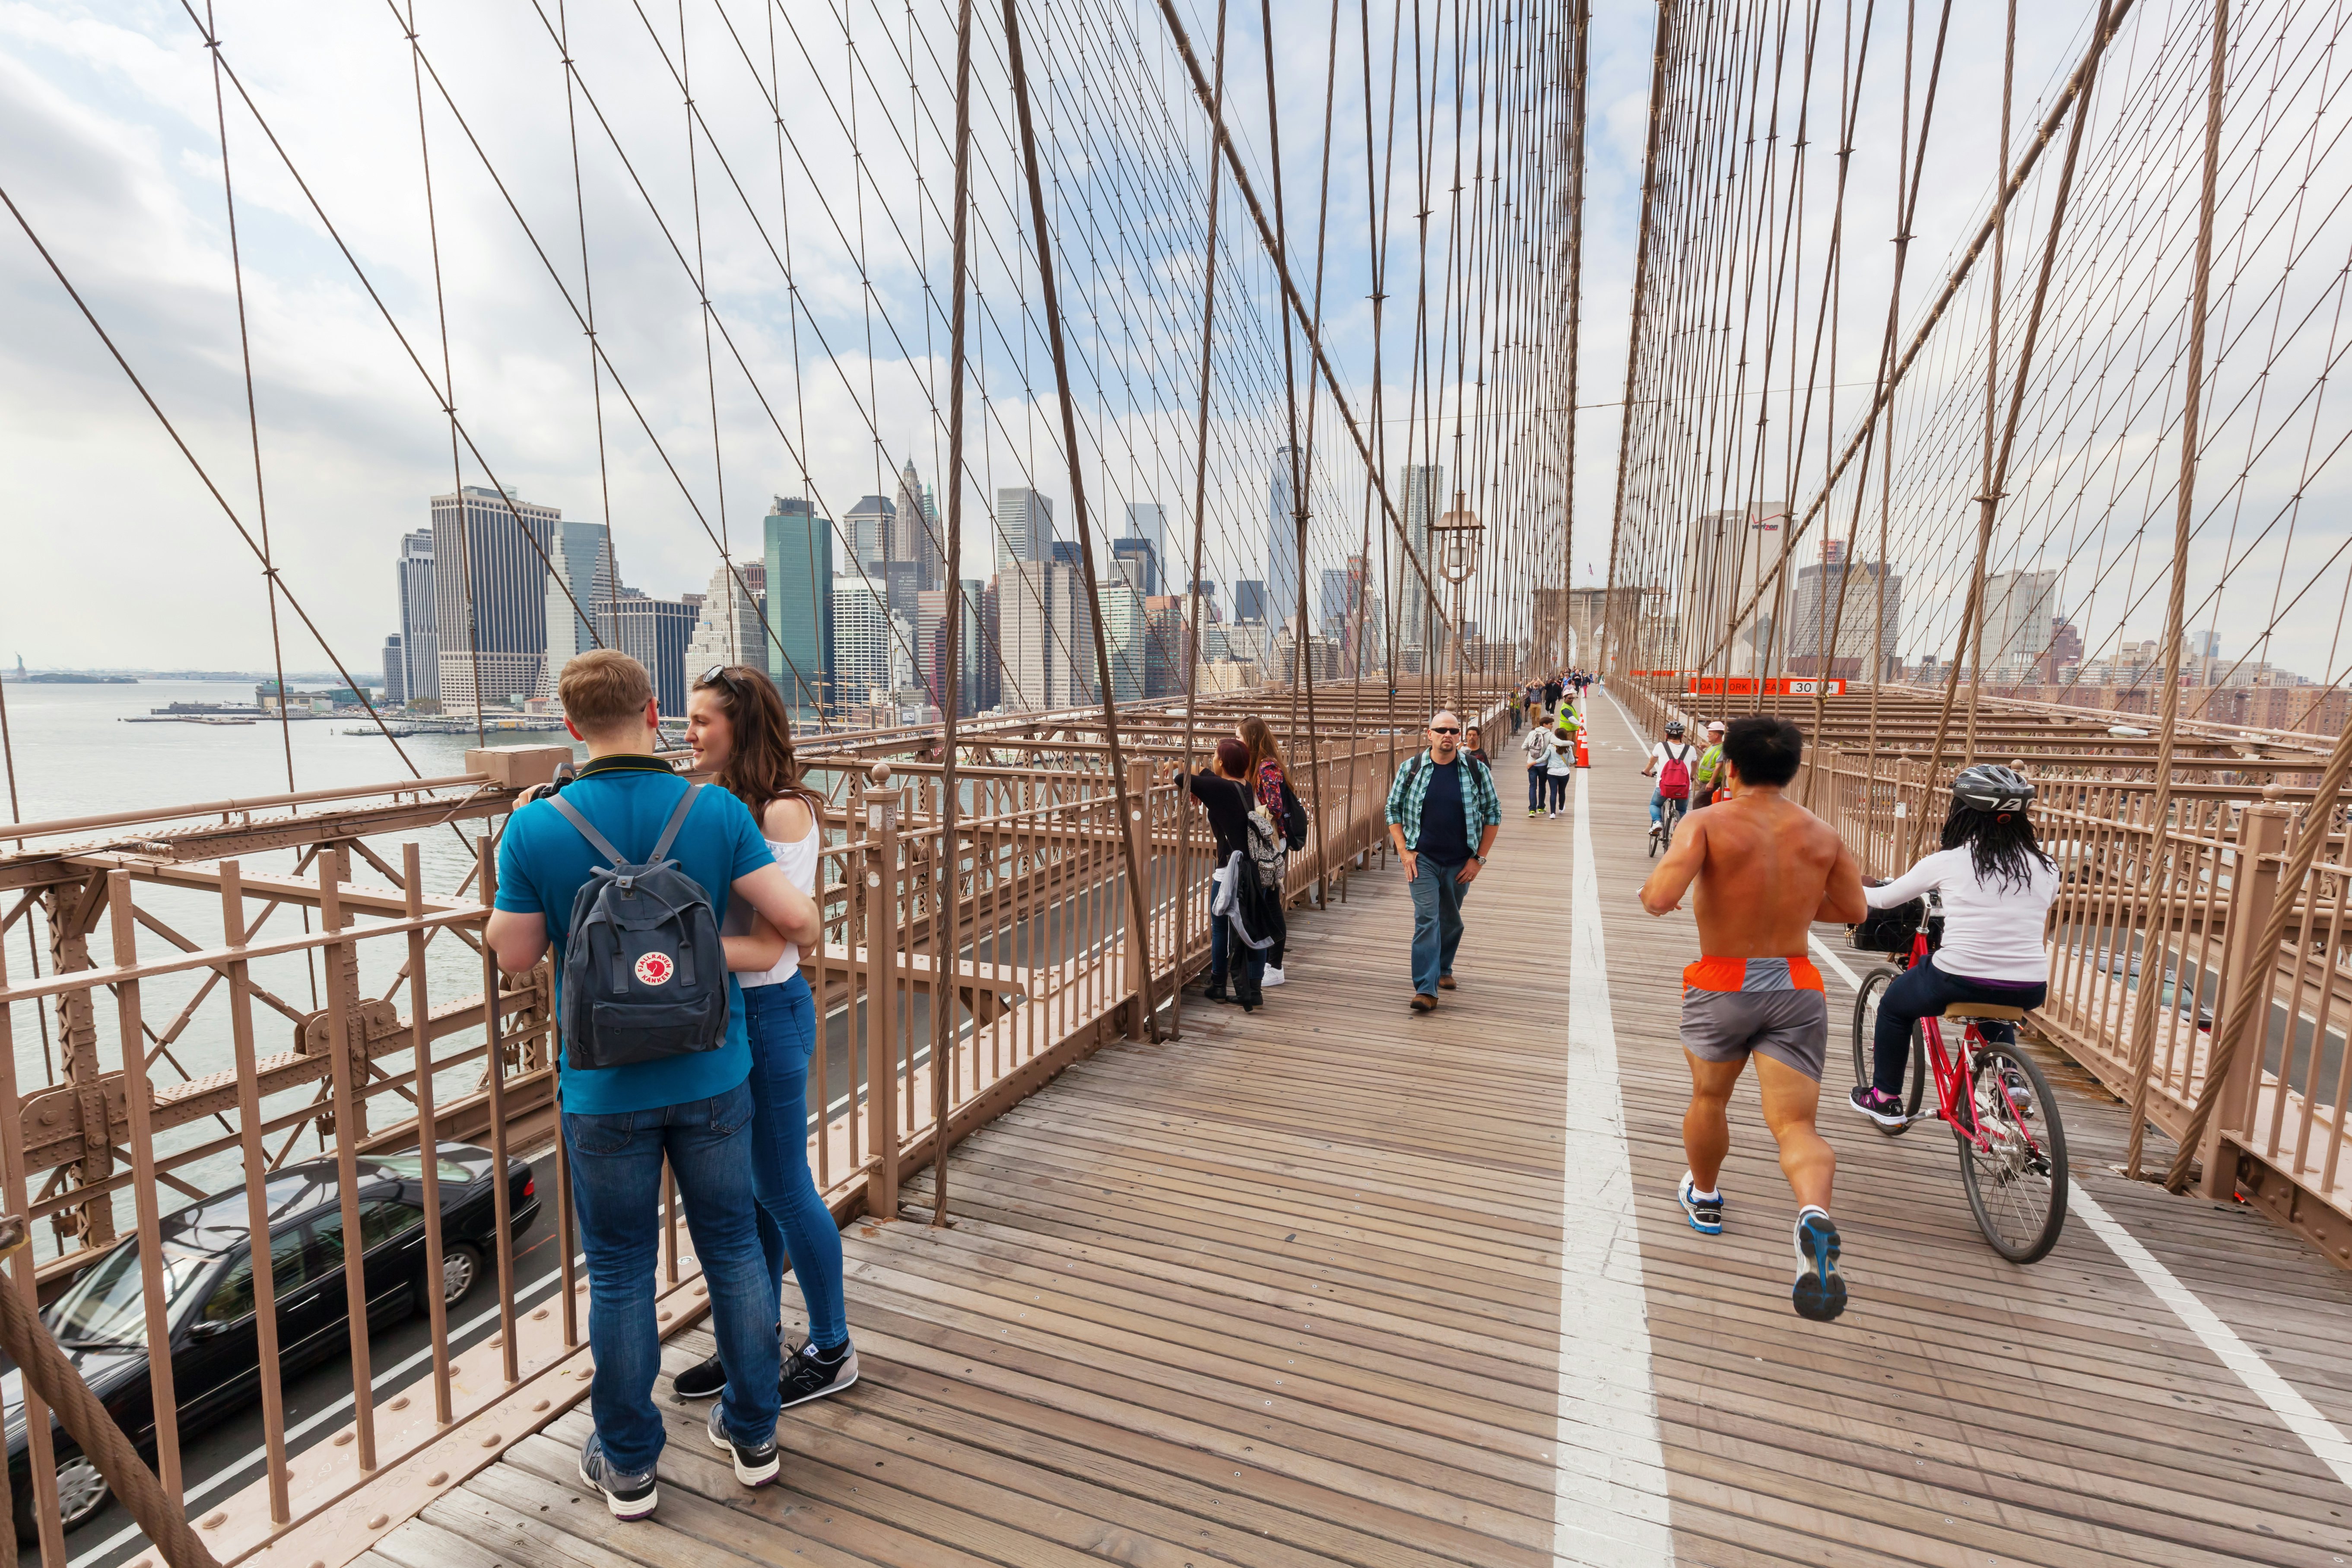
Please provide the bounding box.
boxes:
[742,974,848,1349]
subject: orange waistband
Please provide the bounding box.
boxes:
[1682,955,1824,994]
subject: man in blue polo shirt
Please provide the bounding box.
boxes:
[486,649,821,1520]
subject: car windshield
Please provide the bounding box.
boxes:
[368,1153,475,1185]
[46,1241,214,1347]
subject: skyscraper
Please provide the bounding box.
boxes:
[397,528,438,705]
[763,495,834,716]
[683,561,765,673]
[381,634,405,706]
[1101,575,1146,703]
[891,456,945,590]
[1976,570,2060,676]
[431,485,559,713]
[1318,566,1352,632]
[602,588,700,715]
[542,520,616,698]
[1397,464,1442,654]
[1235,579,1267,625]
[995,486,1052,576]
[1267,446,1300,629]
[844,493,895,574]
[1110,536,1157,597]
[831,578,911,708]
[1046,546,1096,708]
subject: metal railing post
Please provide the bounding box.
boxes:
[2199,802,2288,1199]
[865,793,902,1219]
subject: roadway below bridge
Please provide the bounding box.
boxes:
[304,695,2352,1565]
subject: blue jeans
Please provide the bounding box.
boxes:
[1649,786,1665,824]
[1409,859,1469,996]
[1526,765,1546,811]
[742,976,847,1349]
[1873,962,2047,1094]
[564,1080,781,1470]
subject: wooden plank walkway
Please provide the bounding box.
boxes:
[361,714,2352,1567]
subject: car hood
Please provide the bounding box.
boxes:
[4,1342,146,1454]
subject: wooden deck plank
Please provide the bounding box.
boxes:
[362,708,2352,1568]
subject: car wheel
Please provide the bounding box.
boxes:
[432,1241,484,1313]
[14,1450,113,1539]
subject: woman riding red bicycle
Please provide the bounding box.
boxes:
[1852,765,2058,1128]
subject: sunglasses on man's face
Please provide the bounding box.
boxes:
[1429,726,1460,736]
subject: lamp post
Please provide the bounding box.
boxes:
[1434,490,1482,717]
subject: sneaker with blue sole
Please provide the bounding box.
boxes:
[1792,1208,1848,1322]
[1677,1171,1724,1235]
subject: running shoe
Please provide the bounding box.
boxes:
[1791,1209,1848,1323]
[1677,1172,1724,1235]
[578,1433,658,1520]
[1847,1085,1909,1130]
[706,1403,781,1487]
[1262,966,1286,987]
[780,1338,860,1410]
[670,1350,727,1401]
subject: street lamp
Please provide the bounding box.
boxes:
[1433,489,1482,712]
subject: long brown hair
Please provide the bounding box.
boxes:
[1237,716,1285,781]
[693,665,821,826]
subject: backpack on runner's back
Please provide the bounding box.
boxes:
[1658,742,1693,800]
[547,782,732,1072]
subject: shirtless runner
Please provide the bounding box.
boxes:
[1638,714,1866,1321]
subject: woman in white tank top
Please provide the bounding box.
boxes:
[669,664,855,1409]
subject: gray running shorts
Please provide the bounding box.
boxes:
[1680,987,1830,1083]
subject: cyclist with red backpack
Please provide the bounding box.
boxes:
[1644,719,1699,845]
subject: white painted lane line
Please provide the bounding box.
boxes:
[1807,932,1863,992]
[1557,769,1677,1568]
[2069,1183,2352,1494]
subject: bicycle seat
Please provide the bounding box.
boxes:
[1941,1003,2028,1021]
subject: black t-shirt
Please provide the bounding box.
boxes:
[1417,759,1473,867]
[1181,770,1256,860]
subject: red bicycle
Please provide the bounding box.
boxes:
[1851,911,2069,1263]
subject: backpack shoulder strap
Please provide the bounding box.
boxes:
[547,794,630,869]
[648,781,703,864]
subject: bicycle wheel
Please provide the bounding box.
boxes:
[1848,967,1926,1133]
[1956,1043,2069,1263]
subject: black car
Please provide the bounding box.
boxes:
[6,1141,537,1539]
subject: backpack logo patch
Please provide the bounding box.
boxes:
[634,952,676,987]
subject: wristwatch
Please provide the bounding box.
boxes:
[1473,851,1487,864]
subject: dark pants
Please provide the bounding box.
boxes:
[564,1081,782,1469]
[1209,867,1269,987]
[1547,772,1569,809]
[742,975,847,1349]
[1527,765,1546,811]
[1873,963,2048,1094]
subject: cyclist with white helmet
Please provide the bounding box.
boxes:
[1850,765,2059,1128]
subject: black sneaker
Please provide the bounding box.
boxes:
[578,1433,658,1520]
[670,1350,727,1401]
[780,1338,859,1410]
[1791,1209,1848,1323]
[705,1402,781,1486]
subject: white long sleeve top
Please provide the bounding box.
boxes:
[1863,846,2057,983]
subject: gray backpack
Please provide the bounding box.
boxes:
[546,783,731,1072]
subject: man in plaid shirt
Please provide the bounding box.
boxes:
[1385,709,1503,1012]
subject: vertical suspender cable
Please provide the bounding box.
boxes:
[1001,0,1162,1043]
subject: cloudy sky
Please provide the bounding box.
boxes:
[13,0,2326,686]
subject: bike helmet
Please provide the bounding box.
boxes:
[1665,719,1685,737]
[1952,762,2035,815]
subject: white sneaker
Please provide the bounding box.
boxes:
[1262,966,1286,987]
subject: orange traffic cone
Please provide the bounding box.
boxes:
[1574,730,1591,769]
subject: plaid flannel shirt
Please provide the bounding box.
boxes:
[1384,748,1504,850]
